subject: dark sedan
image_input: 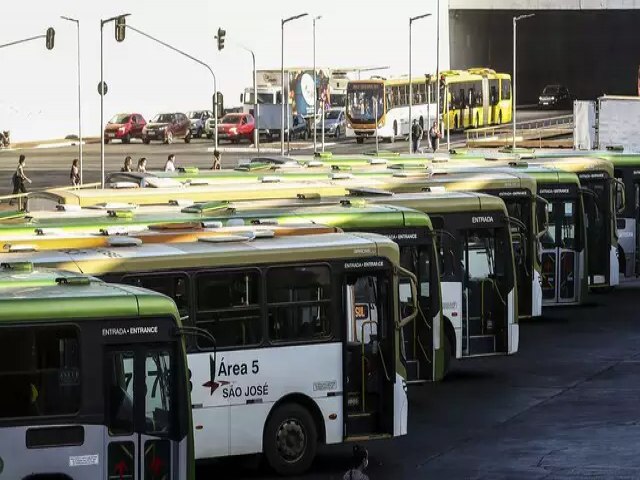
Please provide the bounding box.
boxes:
[538,85,575,109]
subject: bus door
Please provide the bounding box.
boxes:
[105,340,186,480]
[481,77,490,126]
[540,195,579,304]
[460,222,511,356]
[614,168,635,277]
[344,263,396,438]
[398,241,440,382]
[578,173,614,287]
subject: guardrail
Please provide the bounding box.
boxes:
[466,114,574,147]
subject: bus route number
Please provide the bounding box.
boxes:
[354,304,369,320]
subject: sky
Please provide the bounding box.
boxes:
[0,0,450,141]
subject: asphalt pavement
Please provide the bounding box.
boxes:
[0,109,567,192]
[202,282,640,479]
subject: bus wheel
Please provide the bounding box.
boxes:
[499,112,503,125]
[264,403,318,476]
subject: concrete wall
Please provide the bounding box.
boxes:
[449,9,640,103]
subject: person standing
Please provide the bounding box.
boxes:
[411,119,423,153]
[121,155,133,172]
[164,154,176,172]
[137,157,147,173]
[69,159,80,187]
[429,121,442,153]
[211,150,221,170]
[10,154,31,208]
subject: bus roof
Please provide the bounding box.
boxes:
[366,191,509,216]
[0,202,430,239]
[528,156,614,176]
[0,265,178,324]
[0,232,401,277]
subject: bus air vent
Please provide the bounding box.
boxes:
[260,176,282,183]
[170,199,195,207]
[3,244,37,253]
[422,186,447,193]
[250,219,279,226]
[202,221,224,229]
[369,158,388,165]
[56,276,91,286]
[1,261,34,271]
[198,231,256,243]
[107,236,143,247]
[331,172,354,180]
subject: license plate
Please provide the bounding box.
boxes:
[107,133,115,138]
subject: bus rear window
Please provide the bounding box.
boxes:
[0,326,80,419]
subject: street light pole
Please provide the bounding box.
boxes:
[61,16,82,184]
[100,13,130,188]
[125,24,218,151]
[435,0,441,134]
[513,13,535,150]
[313,15,321,154]
[281,13,309,156]
[409,13,431,154]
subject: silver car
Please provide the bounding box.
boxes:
[315,108,346,139]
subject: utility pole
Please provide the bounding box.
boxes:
[513,14,535,150]
[61,16,83,184]
[409,13,431,154]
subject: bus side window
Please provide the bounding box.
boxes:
[195,270,262,348]
[123,274,190,319]
[267,265,332,343]
[0,326,80,419]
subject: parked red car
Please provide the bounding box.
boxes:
[104,113,147,144]
[218,113,255,143]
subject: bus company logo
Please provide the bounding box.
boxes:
[578,172,606,180]
[498,190,528,198]
[203,355,229,395]
[540,188,570,195]
[101,326,158,337]
[472,216,494,224]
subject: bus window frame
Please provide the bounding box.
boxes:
[0,323,82,424]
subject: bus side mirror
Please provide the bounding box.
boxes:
[240,93,244,103]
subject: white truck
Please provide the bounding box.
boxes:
[575,96,640,151]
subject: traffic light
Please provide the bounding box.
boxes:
[115,16,126,42]
[216,92,224,117]
[45,27,55,50]
[216,27,226,51]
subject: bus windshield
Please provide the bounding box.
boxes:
[347,83,384,123]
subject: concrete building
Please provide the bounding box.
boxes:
[449,0,640,102]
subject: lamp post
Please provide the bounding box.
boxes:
[61,16,83,184]
[408,13,431,154]
[100,13,130,188]
[312,15,322,153]
[281,13,308,155]
[513,13,535,150]
[435,0,441,134]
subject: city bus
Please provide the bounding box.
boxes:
[0,264,195,480]
[441,69,513,130]
[0,205,447,384]
[529,156,622,290]
[2,232,415,476]
[531,151,638,278]
[345,76,435,144]
[360,192,519,359]
[344,69,512,143]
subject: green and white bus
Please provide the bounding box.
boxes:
[1,232,415,476]
[0,264,195,480]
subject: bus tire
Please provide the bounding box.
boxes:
[263,403,318,476]
[499,111,503,125]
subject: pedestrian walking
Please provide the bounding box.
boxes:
[69,159,80,187]
[10,154,31,208]
[121,155,133,172]
[164,154,176,172]
[411,119,423,153]
[137,157,147,173]
[343,446,369,480]
[429,121,442,153]
[211,150,221,170]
